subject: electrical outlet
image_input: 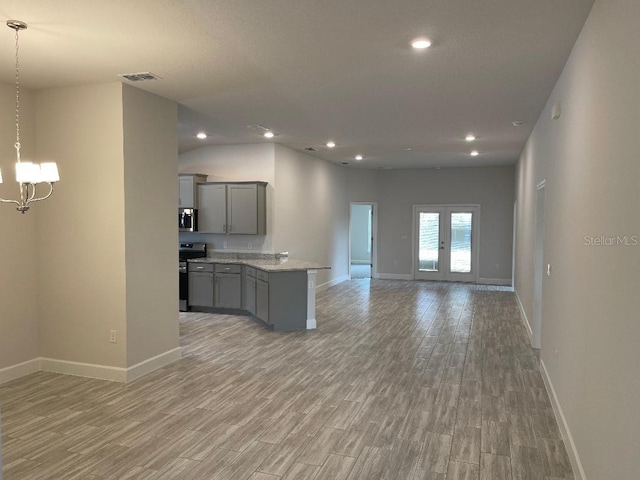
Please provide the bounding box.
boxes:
[248,242,253,250]
[110,330,117,343]
[554,349,559,359]
[496,263,500,270]
[223,241,228,249]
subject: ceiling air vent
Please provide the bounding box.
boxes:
[118,72,162,82]
[305,147,317,152]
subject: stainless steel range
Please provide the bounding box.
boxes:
[179,242,207,311]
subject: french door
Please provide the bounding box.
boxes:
[414,205,479,282]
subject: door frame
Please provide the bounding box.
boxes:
[412,204,481,282]
[348,202,377,279]
[532,180,546,349]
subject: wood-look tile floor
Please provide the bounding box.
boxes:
[0,280,574,480]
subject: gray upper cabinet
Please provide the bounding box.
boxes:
[198,182,267,235]
[198,184,227,233]
[178,174,207,208]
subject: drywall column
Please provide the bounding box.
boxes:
[33,83,180,381]
[122,84,180,378]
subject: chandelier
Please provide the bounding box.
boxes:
[0,20,59,214]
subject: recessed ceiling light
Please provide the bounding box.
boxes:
[470,150,479,157]
[355,155,363,161]
[512,121,525,127]
[196,132,207,140]
[264,131,274,138]
[465,134,476,142]
[411,38,432,49]
[326,141,336,148]
[404,147,412,151]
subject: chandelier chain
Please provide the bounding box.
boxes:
[14,25,21,156]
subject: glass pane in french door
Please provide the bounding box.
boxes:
[450,212,472,273]
[418,212,440,272]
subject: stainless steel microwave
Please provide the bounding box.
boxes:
[179,208,198,232]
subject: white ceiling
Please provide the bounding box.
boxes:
[1,0,594,169]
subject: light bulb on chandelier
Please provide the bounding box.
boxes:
[0,20,60,214]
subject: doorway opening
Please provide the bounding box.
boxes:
[349,203,376,279]
[413,204,480,282]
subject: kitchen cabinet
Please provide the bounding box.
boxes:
[198,182,267,235]
[254,269,308,331]
[244,266,257,315]
[256,275,270,325]
[215,264,242,309]
[188,263,214,307]
[198,184,227,234]
[188,262,311,332]
[179,174,207,208]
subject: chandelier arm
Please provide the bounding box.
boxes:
[0,197,21,206]
[25,183,36,202]
[27,183,55,203]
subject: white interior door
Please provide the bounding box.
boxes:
[414,205,479,282]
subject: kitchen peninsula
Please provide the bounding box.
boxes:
[187,253,330,331]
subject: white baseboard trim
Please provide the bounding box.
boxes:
[478,277,512,286]
[126,347,182,383]
[0,358,41,386]
[316,275,349,293]
[375,273,413,280]
[540,360,586,480]
[514,288,533,341]
[40,357,127,382]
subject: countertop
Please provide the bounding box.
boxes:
[188,256,331,272]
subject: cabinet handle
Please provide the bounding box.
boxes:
[196,266,204,270]
[224,267,231,271]
[228,224,232,233]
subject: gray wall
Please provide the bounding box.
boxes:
[347,166,515,281]
[273,144,349,287]
[514,0,640,478]
[35,83,129,368]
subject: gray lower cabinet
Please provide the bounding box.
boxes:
[215,264,242,309]
[256,277,270,324]
[188,263,214,307]
[254,269,308,331]
[244,267,257,315]
[188,262,308,331]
